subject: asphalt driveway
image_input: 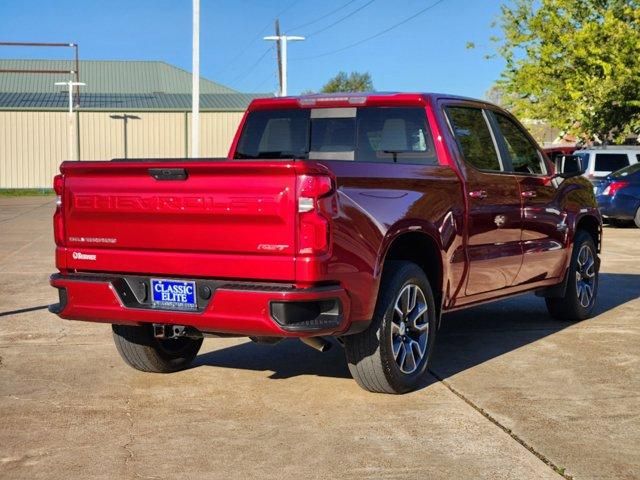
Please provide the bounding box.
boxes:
[1,196,638,479]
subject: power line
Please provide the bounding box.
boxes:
[305,0,376,38]
[294,0,448,60]
[288,0,359,32]
[229,46,273,85]
[251,66,280,93]
[215,0,302,75]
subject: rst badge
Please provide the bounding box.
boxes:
[151,279,197,311]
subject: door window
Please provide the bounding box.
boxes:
[446,107,502,171]
[494,113,546,175]
[595,153,630,172]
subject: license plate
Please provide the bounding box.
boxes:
[151,278,197,311]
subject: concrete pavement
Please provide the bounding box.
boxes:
[0,196,638,479]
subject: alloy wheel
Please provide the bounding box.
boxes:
[390,284,430,374]
[575,244,596,308]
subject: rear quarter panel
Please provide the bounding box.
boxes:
[314,161,465,322]
[554,175,602,255]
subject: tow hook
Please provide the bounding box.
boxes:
[300,336,332,352]
[152,324,201,339]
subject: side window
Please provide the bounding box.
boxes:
[446,106,502,171]
[595,153,630,172]
[494,113,545,175]
[356,107,437,164]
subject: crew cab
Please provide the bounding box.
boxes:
[50,93,602,394]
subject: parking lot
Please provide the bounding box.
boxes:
[0,196,638,480]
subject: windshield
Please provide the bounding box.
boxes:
[234,107,437,165]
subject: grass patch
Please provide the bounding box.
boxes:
[0,189,55,197]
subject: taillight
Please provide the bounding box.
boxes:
[297,174,334,255]
[53,174,65,246]
[602,181,629,196]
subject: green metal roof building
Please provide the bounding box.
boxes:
[0,59,265,110]
[0,59,270,188]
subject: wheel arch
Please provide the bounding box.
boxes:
[377,228,445,313]
[575,214,602,253]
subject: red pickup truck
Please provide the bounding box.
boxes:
[50,93,601,393]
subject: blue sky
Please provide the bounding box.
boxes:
[0,0,505,98]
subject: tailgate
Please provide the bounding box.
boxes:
[59,160,298,281]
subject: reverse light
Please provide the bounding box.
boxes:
[297,175,334,255]
[53,174,65,246]
[298,197,314,213]
[602,181,629,196]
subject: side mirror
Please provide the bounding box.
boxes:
[554,154,583,178]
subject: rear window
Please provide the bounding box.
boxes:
[595,153,630,172]
[235,107,437,165]
[611,162,640,178]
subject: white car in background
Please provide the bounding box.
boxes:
[573,146,640,190]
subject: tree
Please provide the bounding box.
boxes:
[484,84,506,107]
[493,0,640,143]
[320,71,374,93]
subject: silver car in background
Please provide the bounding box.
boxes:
[573,146,640,191]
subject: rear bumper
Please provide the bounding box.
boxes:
[49,273,351,337]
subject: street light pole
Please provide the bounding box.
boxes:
[109,114,140,159]
[264,34,304,97]
[55,80,85,161]
[191,0,200,158]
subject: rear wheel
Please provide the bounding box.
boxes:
[545,230,599,321]
[344,261,437,394]
[112,324,203,373]
[635,207,640,228]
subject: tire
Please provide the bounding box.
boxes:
[609,218,632,228]
[344,261,437,394]
[608,218,623,228]
[545,230,599,321]
[634,207,640,229]
[112,324,203,373]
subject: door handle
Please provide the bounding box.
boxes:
[521,190,537,198]
[469,190,488,199]
[149,168,188,181]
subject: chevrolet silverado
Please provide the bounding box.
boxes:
[50,93,602,393]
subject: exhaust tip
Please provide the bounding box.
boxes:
[300,336,332,352]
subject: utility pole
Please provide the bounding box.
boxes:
[191,0,200,158]
[55,80,85,161]
[264,25,304,97]
[275,20,282,95]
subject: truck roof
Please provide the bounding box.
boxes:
[248,92,499,110]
